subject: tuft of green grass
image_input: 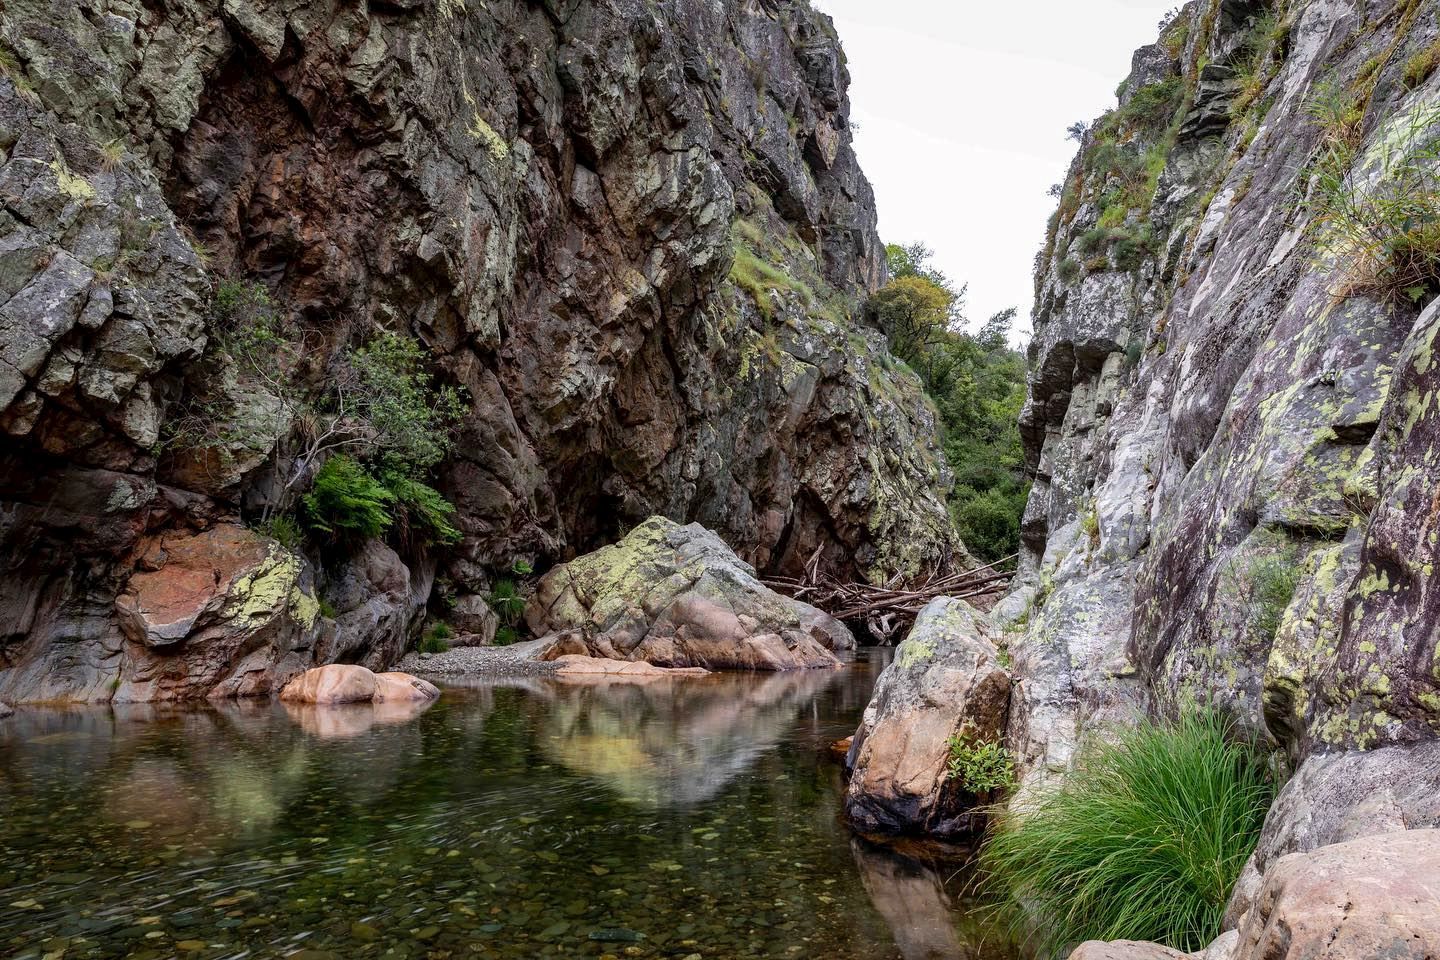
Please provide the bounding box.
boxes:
[418,622,453,654]
[1304,95,1440,303]
[1403,38,1440,90]
[1251,554,1300,640]
[979,712,1277,955]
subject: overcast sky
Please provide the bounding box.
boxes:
[813,0,1179,341]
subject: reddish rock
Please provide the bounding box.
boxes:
[280,665,378,705]
[1232,830,1440,959]
[110,524,323,701]
[552,654,709,680]
[373,672,441,702]
[1069,942,1190,960]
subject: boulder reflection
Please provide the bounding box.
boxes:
[540,669,842,806]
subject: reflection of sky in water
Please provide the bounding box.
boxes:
[0,652,1013,960]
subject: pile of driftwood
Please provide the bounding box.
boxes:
[764,551,1016,643]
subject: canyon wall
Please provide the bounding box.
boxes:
[0,0,959,702]
[998,0,1440,921]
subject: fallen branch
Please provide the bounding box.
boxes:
[764,554,1016,643]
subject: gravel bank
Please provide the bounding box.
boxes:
[394,638,557,679]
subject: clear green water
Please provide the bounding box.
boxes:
[0,652,1010,959]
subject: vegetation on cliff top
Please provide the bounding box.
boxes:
[979,712,1276,955]
[871,244,1029,564]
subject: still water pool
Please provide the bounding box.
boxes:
[0,651,1010,959]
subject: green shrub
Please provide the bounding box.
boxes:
[493,625,519,647]
[302,456,395,541]
[1120,77,1185,133]
[1305,99,1440,303]
[947,733,1015,795]
[952,484,1028,565]
[1058,259,1083,284]
[318,597,338,619]
[418,622,452,654]
[979,712,1276,955]
[384,473,462,546]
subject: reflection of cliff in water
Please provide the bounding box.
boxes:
[538,669,844,807]
[851,836,1003,960]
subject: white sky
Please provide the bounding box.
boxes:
[813,0,1179,340]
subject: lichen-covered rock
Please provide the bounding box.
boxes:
[525,516,850,671]
[845,597,1010,838]
[0,0,960,700]
[1225,740,1440,925]
[0,523,321,703]
[1001,0,1440,795]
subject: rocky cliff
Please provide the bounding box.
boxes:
[0,0,959,702]
[996,0,1440,932]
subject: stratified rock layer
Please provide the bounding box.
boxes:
[526,516,850,671]
[845,597,1009,838]
[0,0,960,701]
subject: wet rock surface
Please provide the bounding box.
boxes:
[846,597,1009,838]
[526,516,850,671]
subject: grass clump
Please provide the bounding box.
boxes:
[1404,39,1440,90]
[419,622,453,654]
[1250,554,1300,640]
[1304,95,1440,304]
[947,732,1015,795]
[979,712,1276,955]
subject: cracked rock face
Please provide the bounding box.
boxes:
[997,0,1440,905]
[0,0,959,701]
[524,515,851,671]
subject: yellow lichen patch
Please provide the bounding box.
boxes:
[289,585,321,630]
[228,548,303,623]
[50,159,95,202]
[469,114,509,162]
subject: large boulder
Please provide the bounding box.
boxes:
[110,524,323,701]
[1229,830,1440,959]
[1068,831,1440,960]
[280,665,439,705]
[524,517,852,671]
[315,540,430,669]
[845,597,1010,837]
